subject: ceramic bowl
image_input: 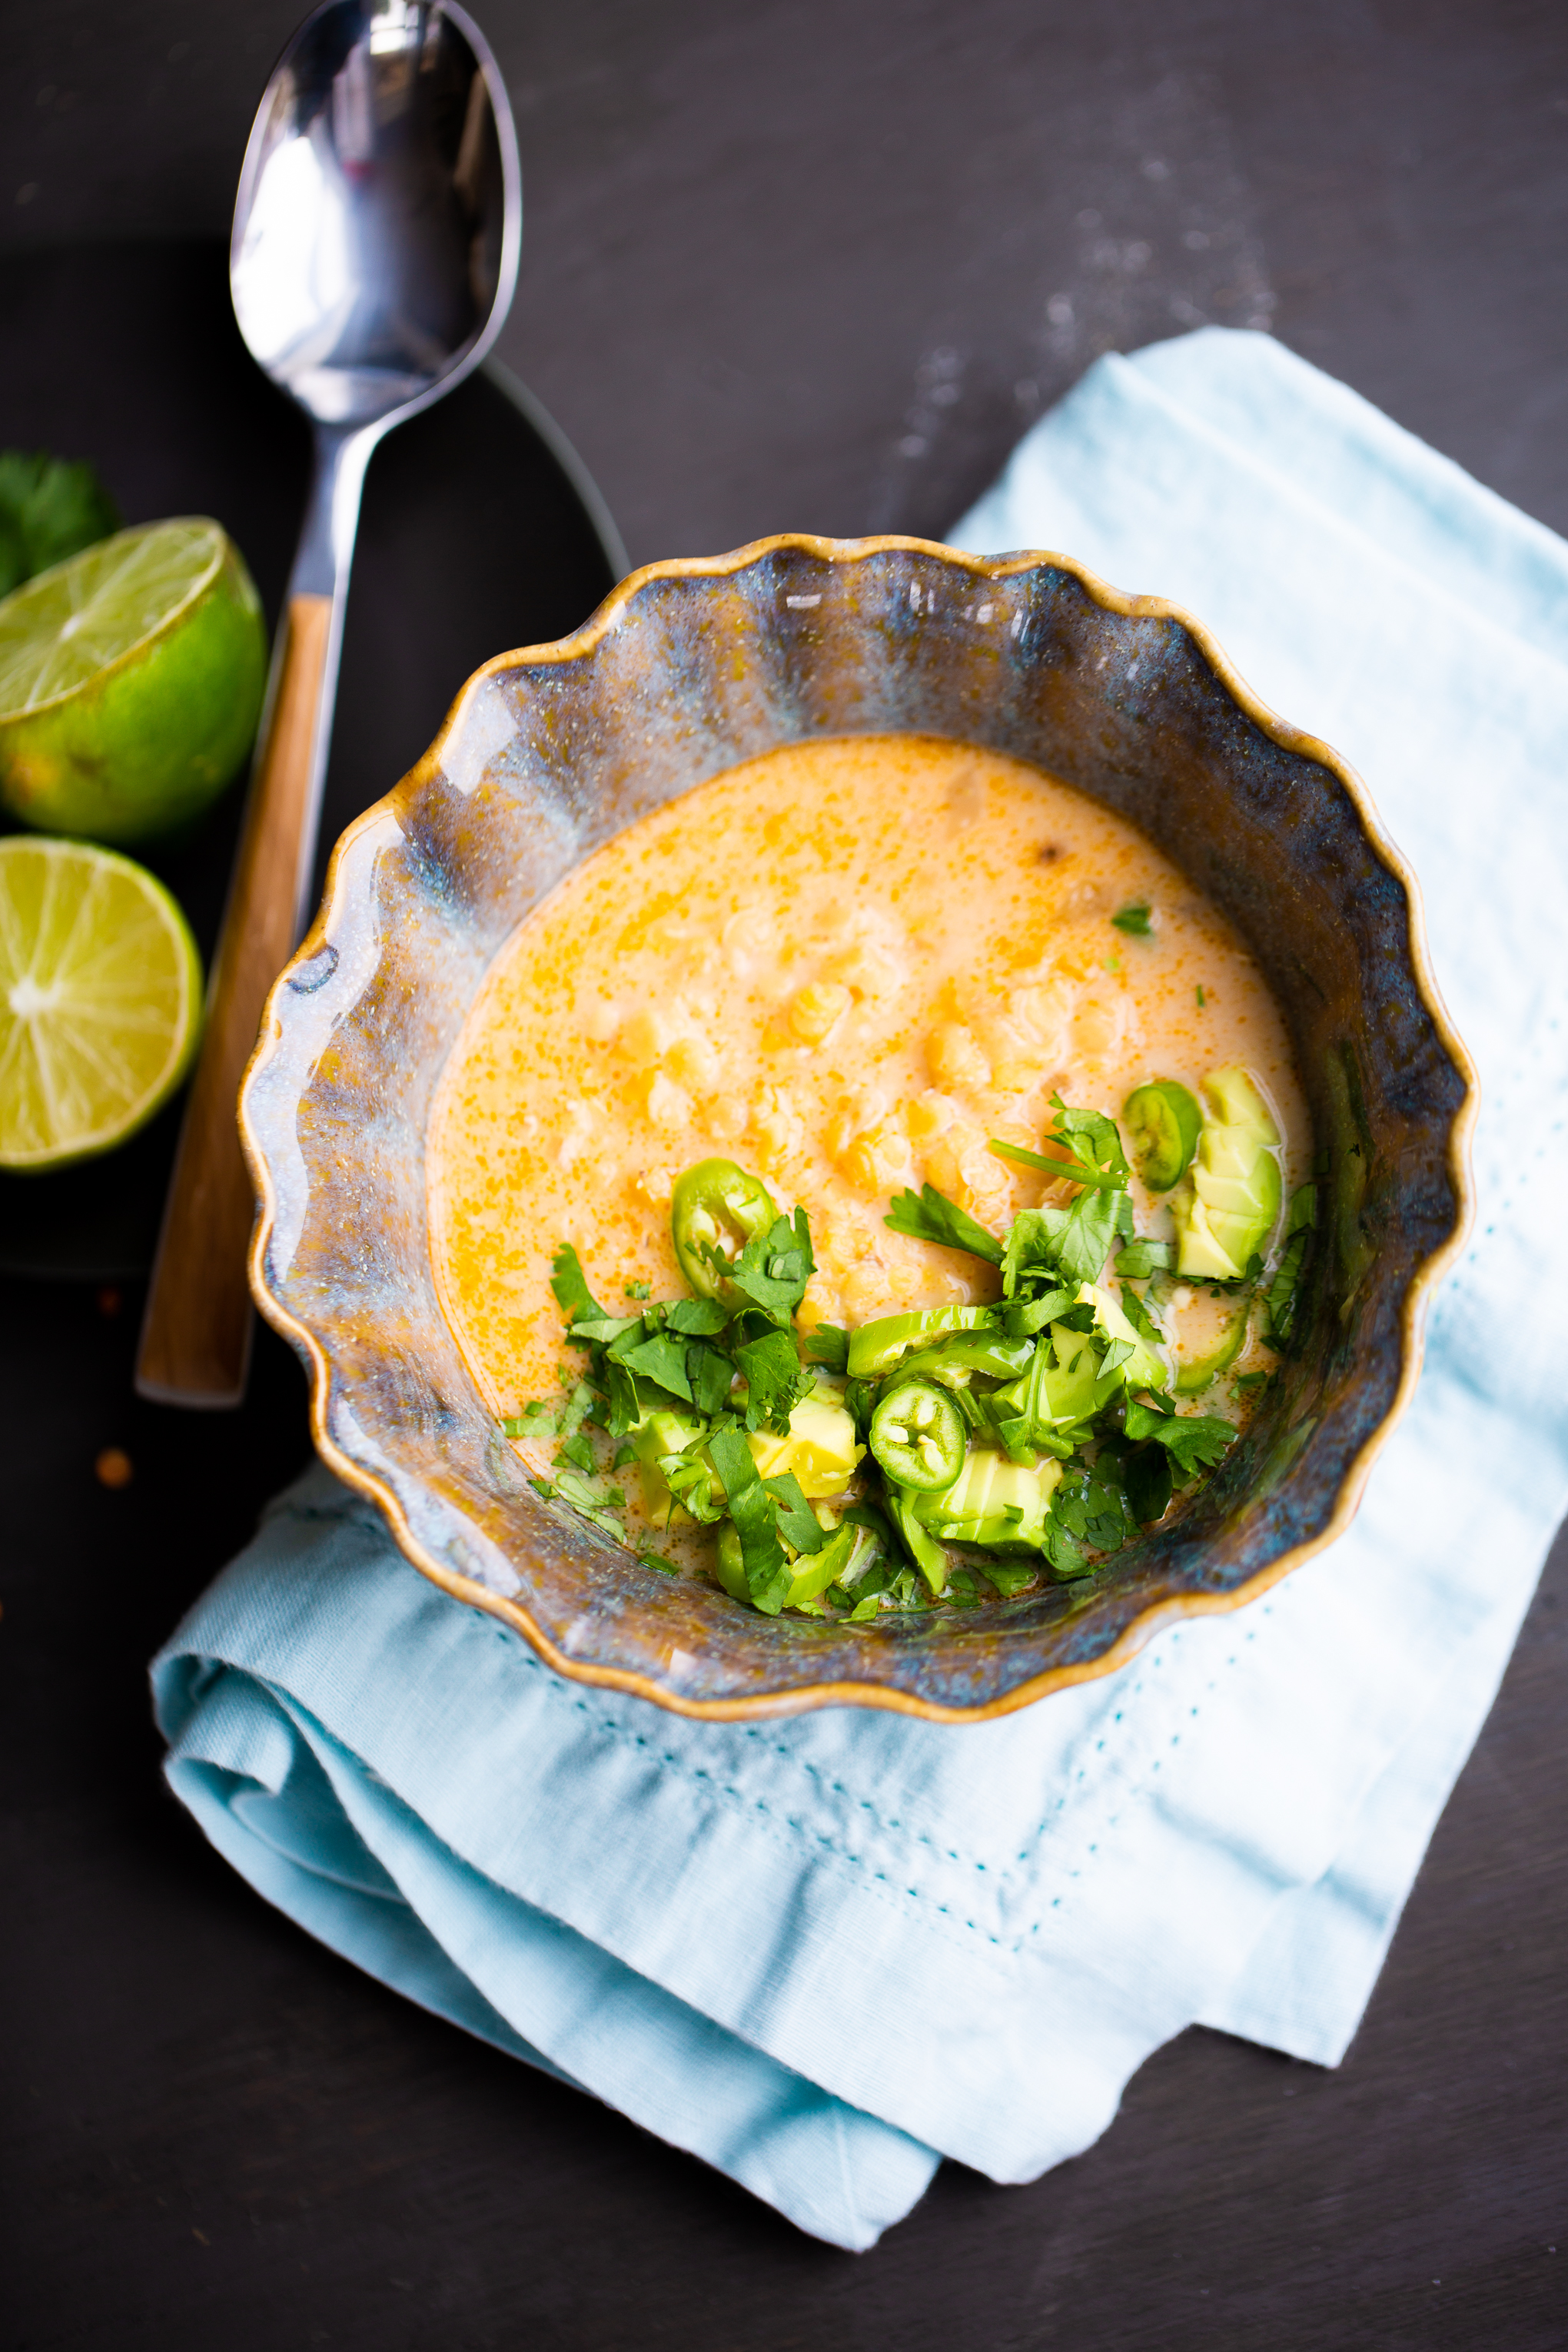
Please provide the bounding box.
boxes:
[241,534,1476,1722]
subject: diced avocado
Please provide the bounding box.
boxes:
[846,1304,996,1379]
[635,1407,715,1518]
[992,1311,1132,1440]
[1172,1298,1249,1394]
[1174,1065,1283,1281]
[714,1520,750,1601]
[1076,1281,1168,1394]
[914,1449,1063,1550]
[783,1520,859,1608]
[746,1390,865,1497]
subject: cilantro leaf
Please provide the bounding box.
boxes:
[1048,1093,1131,1184]
[709,1427,791,1612]
[1123,1408,1237,1478]
[804,1323,849,1373]
[1264,1226,1312,1349]
[665,1295,732,1337]
[658,1450,726,1525]
[762,1471,823,1553]
[1051,1462,1136,1555]
[1000,1289,1075,1337]
[1041,1493,1093,1579]
[543,1465,624,1540]
[724,1210,816,1323]
[566,1314,644,1346]
[686,1340,735,1417]
[1115,1238,1173,1279]
[1002,1189,1124,1291]
[1110,900,1153,937]
[556,1432,596,1474]
[736,1327,811,1434]
[600,1358,640,1438]
[1123,1441,1174,1525]
[0,450,120,598]
[617,1331,695,1403]
[976,1560,1037,1597]
[550,1242,610,1330]
[1118,1283,1164,1347]
[988,1139,1125,1191]
[884,1183,1004,1265]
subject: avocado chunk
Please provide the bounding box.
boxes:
[746,1389,865,1497]
[635,1406,713,1519]
[1077,1280,1169,1394]
[1174,1064,1283,1281]
[914,1449,1064,1550]
[1172,1297,1249,1393]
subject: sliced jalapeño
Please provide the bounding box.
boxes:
[867,1377,966,1493]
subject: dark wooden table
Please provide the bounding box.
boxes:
[3,4,1566,2344]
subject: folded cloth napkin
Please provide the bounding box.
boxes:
[152,327,1568,2251]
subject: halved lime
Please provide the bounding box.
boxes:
[0,835,202,1169]
[0,517,267,844]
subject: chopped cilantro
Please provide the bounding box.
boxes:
[1125,1400,1237,1477]
[686,1340,736,1417]
[550,1242,609,1329]
[666,1295,732,1337]
[736,1327,812,1434]
[1118,1283,1163,1346]
[762,1470,824,1553]
[804,1322,849,1373]
[617,1330,695,1403]
[0,450,120,598]
[724,1210,816,1323]
[1123,1441,1173,1525]
[884,1182,1004,1265]
[1111,901,1153,937]
[624,1278,652,1300]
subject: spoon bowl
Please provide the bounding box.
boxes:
[231,0,520,429]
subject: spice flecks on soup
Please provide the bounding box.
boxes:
[428,736,1306,1422]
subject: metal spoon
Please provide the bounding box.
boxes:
[137,0,520,1407]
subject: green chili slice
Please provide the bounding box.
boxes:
[670,1158,777,1299]
[846,1304,996,1379]
[1123,1079,1202,1191]
[868,1377,966,1493]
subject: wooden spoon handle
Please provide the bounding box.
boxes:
[135,592,332,1407]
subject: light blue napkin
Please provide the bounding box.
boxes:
[152,327,1568,2251]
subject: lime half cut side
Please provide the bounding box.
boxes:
[0,835,202,1169]
[0,517,266,844]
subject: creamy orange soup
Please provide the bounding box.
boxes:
[429,736,1307,1454]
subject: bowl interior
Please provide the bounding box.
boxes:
[242,537,1473,1719]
